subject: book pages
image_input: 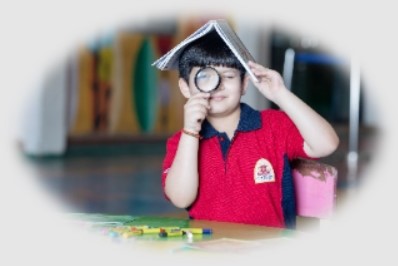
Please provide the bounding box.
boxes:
[152,19,258,82]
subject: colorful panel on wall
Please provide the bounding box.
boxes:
[95,45,113,132]
[69,47,95,135]
[133,37,158,133]
[108,33,142,135]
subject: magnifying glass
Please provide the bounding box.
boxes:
[194,67,221,93]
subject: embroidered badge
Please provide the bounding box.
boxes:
[254,158,275,183]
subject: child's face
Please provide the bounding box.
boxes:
[187,65,248,117]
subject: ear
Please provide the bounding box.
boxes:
[241,75,250,95]
[178,78,192,99]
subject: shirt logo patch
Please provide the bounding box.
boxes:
[254,158,275,183]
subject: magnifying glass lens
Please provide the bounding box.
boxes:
[195,67,220,93]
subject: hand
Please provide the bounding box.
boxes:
[183,92,211,133]
[248,61,288,104]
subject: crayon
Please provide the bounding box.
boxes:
[117,227,139,233]
[141,227,181,234]
[181,228,213,234]
[130,225,149,230]
[109,226,141,236]
[122,231,142,238]
[158,230,184,237]
[141,228,162,234]
[160,227,182,231]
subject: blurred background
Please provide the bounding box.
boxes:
[16,15,378,217]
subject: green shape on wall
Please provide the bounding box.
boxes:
[133,37,158,133]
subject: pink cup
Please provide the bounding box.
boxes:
[292,159,338,219]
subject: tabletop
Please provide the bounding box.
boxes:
[63,211,320,256]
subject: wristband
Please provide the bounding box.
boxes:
[182,128,201,139]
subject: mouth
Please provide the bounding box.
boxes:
[209,95,226,101]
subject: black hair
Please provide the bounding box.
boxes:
[178,30,246,83]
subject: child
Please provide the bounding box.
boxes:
[158,30,339,229]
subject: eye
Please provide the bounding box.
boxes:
[223,73,237,79]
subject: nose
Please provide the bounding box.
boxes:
[215,77,226,91]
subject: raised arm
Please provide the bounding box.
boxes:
[248,61,339,158]
[164,79,211,208]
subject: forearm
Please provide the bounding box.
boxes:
[248,62,339,158]
[165,134,200,208]
[274,89,340,158]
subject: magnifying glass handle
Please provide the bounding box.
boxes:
[196,94,210,124]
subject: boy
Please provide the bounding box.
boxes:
[159,30,339,228]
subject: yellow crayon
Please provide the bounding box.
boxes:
[112,226,130,233]
[122,231,142,238]
[111,226,143,235]
[158,230,184,237]
[130,225,149,229]
[181,228,213,234]
[160,227,182,231]
[141,227,181,234]
[165,227,183,233]
[141,228,162,234]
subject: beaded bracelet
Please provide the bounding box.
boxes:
[182,128,201,139]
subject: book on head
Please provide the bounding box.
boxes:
[152,19,258,82]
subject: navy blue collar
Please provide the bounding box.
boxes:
[200,103,262,139]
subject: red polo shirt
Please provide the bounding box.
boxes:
[162,103,312,228]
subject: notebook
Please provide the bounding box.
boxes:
[152,19,258,82]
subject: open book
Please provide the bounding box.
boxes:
[152,19,258,82]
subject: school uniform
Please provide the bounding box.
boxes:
[162,103,313,228]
